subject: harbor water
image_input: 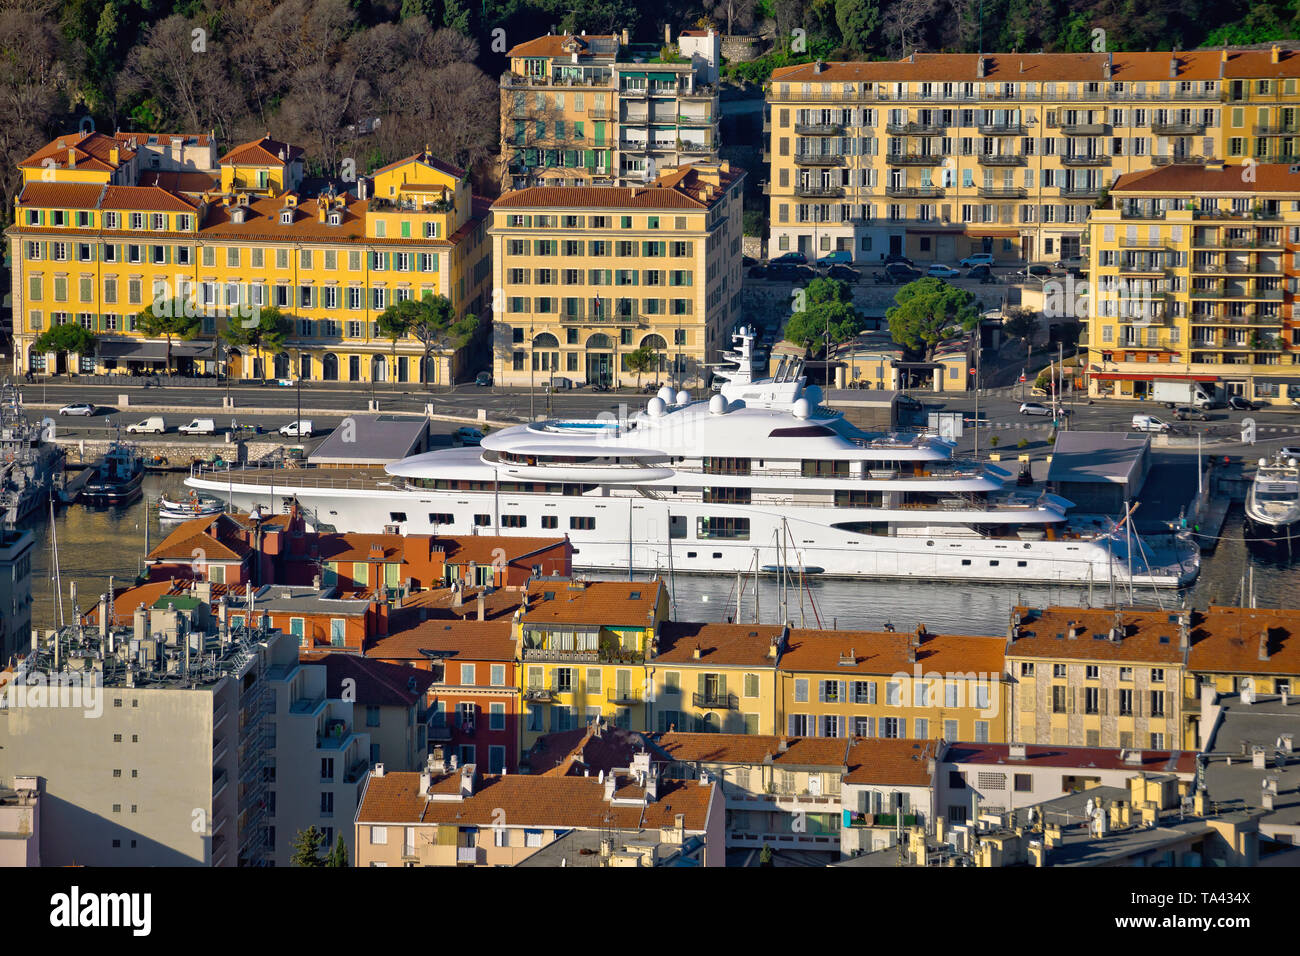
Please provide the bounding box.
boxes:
[24,479,1300,633]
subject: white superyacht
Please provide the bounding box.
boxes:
[187,328,1198,588]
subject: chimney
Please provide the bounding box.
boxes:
[1009,742,1027,760]
[317,202,327,223]
[476,591,486,621]
[133,603,147,644]
[313,574,322,591]
[109,146,119,166]
[664,23,671,44]
[977,56,986,78]
[813,60,824,74]
[418,770,431,794]
[1168,55,1178,79]
[98,592,110,635]
[68,148,76,169]
[195,580,212,605]
[1259,631,1270,661]
[373,762,386,778]
[1102,52,1112,80]
[1272,44,1281,65]
[460,763,475,797]
[692,644,701,659]
[621,28,629,46]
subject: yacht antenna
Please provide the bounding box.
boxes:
[753,548,759,625]
[49,495,64,628]
[666,508,677,617]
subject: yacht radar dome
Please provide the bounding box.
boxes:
[656,386,675,405]
[803,384,823,408]
[793,397,811,419]
[709,394,728,415]
[675,389,690,406]
[647,397,667,417]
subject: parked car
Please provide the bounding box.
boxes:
[126,416,166,434]
[747,265,768,280]
[826,264,861,282]
[179,418,216,435]
[896,395,923,411]
[816,251,853,267]
[1131,414,1171,433]
[1025,264,1053,279]
[1228,395,1262,411]
[1280,445,1300,459]
[768,263,815,281]
[770,251,807,265]
[885,262,923,280]
[475,371,493,386]
[959,253,995,268]
[968,264,996,283]
[883,253,915,267]
[1173,406,1209,421]
[58,402,95,417]
[742,255,757,268]
[1019,402,1052,416]
[452,426,485,446]
[926,264,962,279]
[1054,255,1087,272]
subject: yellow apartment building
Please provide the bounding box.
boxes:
[1004,606,1187,750]
[516,579,669,749]
[488,161,744,388]
[1086,162,1300,404]
[649,622,786,734]
[7,133,491,383]
[776,626,1011,743]
[765,48,1300,266]
[500,29,721,189]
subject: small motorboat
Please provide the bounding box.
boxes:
[159,491,224,520]
[80,441,144,505]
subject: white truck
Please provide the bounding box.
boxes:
[1152,380,1212,407]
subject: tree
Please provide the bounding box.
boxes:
[376,299,414,388]
[711,0,756,35]
[835,0,880,55]
[624,345,656,390]
[327,833,349,867]
[784,277,864,355]
[886,278,981,361]
[33,323,97,369]
[291,826,326,867]
[223,306,291,383]
[136,300,201,374]
[1002,307,1040,344]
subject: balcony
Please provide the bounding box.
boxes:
[1151,121,1206,136]
[692,691,739,710]
[1060,154,1110,167]
[679,142,715,155]
[795,122,844,135]
[886,185,946,198]
[1060,123,1108,136]
[1151,154,1211,166]
[523,686,555,702]
[456,846,480,865]
[1118,262,1165,274]
[885,122,945,136]
[1060,187,1102,200]
[1253,124,1300,136]
[794,153,845,166]
[977,154,1026,166]
[344,758,370,784]
[608,686,643,705]
[978,123,1027,136]
[588,108,614,120]
[676,115,714,128]
[978,186,1027,199]
[795,185,845,199]
[886,153,943,166]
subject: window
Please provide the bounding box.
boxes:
[852,681,875,704]
[794,679,809,703]
[885,681,901,706]
[490,703,505,731]
[1119,689,1134,716]
[743,674,759,698]
[569,516,595,530]
[524,829,544,847]
[491,664,506,687]
[371,826,388,844]
[460,664,476,686]
[320,792,334,816]
[1053,664,1066,678]
[1052,685,1067,714]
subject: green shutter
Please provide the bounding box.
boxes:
[697,673,706,697]
[717,674,727,696]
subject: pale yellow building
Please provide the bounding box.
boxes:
[489,161,744,388]
[1086,161,1300,404]
[649,622,785,735]
[7,133,491,383]
[766,48,1300,266]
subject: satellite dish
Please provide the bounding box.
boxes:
[708,394,727,415]
[675,390,691,406]
[793,398,811,420]
[597,769,605,783]
[657,386,675,405]
[647,397,666,417]
[1085,798,1095,817]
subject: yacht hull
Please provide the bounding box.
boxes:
[184,473,1198,588]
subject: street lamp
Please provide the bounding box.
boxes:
[296,348,303,439]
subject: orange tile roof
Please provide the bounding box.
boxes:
[656,732,785,765]
[357,771,715,831]
[315,533,407,564]
[440,535,569,567]
[520,579,663,627]
[843,738,939,786]
[525,721,650,776]
[387,586,527,629]
[1184,605,1300,676]
[112,131,212,148]
[366,619,516,663]
[506,33,617,59]
[219,135,303,166]
[654,621,784,666]
[770,49,1300,85]
[15,182,106,208]
[80,580,176,625]
[1112,163,1300,195]
[779,627,1007,677]
[1007,606,1186,664]
[493,164,742,211]
[944,741,1196,774]
[100,185,196,212]
[18,131,131,171]
[147,513,249,563]
[372,149,466,181]
[137,170,220,194]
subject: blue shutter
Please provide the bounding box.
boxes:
[788,715,799,736]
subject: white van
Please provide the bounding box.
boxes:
[279,420,313,438]
[125,416,165,434]
[1131,414,1170,433]
[179,418,216,435]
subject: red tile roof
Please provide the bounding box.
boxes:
[779,627,1007,676]
[18,131,131,171]
[493,164,742,211]
[506,33,617,59]
[943,742,1196,775]
[654,621,784,666]
[524,721,650,776]
[1185,605,1300,676]
[520,579,663,627]
[372,149,467,181]
[1007,606,1187,664]
[100,185,196,212]
[367,619,516,663]
[147,513,250,563]
[15,182,106,208]
[843,738,939,786]
[1112,163,1300,195]
[357,771,715,831]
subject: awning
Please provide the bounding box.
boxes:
[97,339,215,360]
[1091,372,1218,382]
[905,225,964,233]
[1252,376,1300,388]
[964,228,1021,238]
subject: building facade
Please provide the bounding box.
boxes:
[1087,162,1300,404]
[489,162,744,388]
[766,48,1300,265]
[500,30,720,190]
[7,133,490,384]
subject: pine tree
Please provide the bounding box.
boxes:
[291,826,326,867]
